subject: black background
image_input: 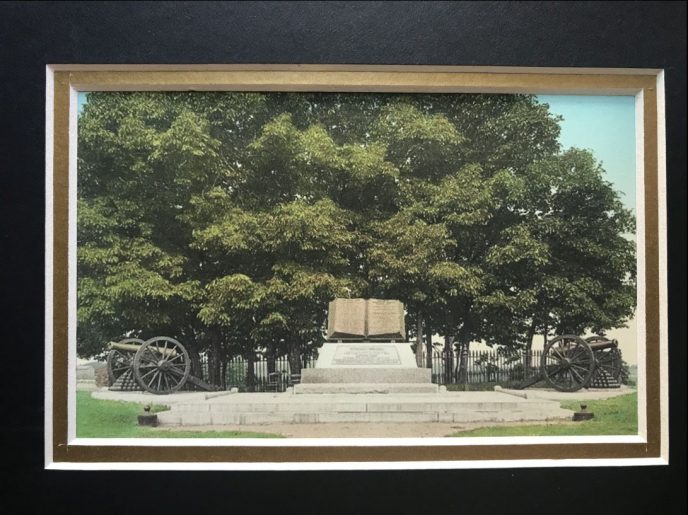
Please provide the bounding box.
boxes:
[1,2,685,514]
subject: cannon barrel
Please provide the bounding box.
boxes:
[108,341,178,357]
[587,338,618,351]
[108,341,142,353]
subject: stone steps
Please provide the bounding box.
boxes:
[294,383,439,394]
[155,393,571,426]
[76,379,98,391]
[164,400,558,413]
[301,367,431,384]
[157,409,569,426]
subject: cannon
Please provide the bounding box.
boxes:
[583,335,623,387]
[106,336,219,394]
[517,334,623,392]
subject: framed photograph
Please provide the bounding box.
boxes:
[45,64,667,470]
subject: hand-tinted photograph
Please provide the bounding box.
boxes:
[74,90,639,440]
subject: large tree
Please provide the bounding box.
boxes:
[77,91,635,385]
[523,149,636,339]
[363,96,563,377]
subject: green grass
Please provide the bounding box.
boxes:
[76,391,284,438]
[448,392,638,437]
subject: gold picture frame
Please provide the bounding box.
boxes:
[46,65,668,469]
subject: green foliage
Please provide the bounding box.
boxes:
[619,359,633,385]
[77,91,635,364]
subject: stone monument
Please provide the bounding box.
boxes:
[296,298,436,393]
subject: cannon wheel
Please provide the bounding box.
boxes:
[541,335,595,392]
[133,337,191,394]
[106,337,144,386]
[587,336,622,380]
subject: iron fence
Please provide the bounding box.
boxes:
[199,348,544,392]
[430,349,543,386]
[198,354,318,392]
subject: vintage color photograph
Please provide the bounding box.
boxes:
[74,89,638,440]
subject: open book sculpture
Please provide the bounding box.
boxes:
[326,298,405,341]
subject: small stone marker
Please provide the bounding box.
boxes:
[137,404,158,427]
[572,403,594,421]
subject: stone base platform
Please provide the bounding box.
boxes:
[76,379,98,391]
[294,383,439,394]
[148,391,573,426]
[300,367,431,384]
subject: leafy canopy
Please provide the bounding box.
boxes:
[77,91,635,360]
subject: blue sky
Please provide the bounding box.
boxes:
[78,92,636,212]
[78,91,87,113]
[537,95,636,213]
[535,95,638,362]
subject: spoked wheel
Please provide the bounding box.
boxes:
[106,338,143,386]
[541,335,595,392]
[133,337,191,394]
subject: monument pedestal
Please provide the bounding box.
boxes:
[293,383,439,394]
[296,342,437,394]
[139,299,572,426]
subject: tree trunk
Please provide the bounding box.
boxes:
[287,341,302,376]
[415,312,423,367]
[444,311,456,383]
[525,319,537,371]
[246,352,256,392]
[267,349,276,375]
[220,359,227,390]
[444,334,454,384]
[425,322,433,369]
[209,338,222,387]
[456,307,472,387]
[188,348,202,382]
[456,340,470,386]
